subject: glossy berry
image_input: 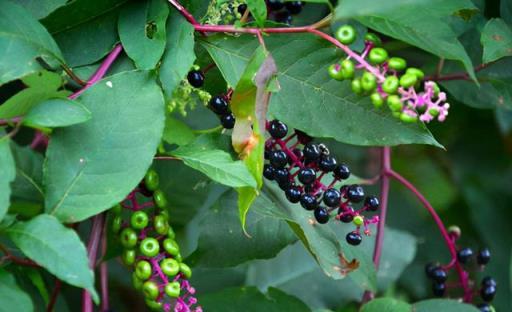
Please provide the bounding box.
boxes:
[269,120,288,139]
[346,184,365,203]
[298,168,316,185]
[112,216,122,233]
[220,113,235,129]
[323,188,341,207]
[237,3,247,15]
[432,282,446,297]
[142,281,159,300]
[351,78,363,94]
[425,263,438,279]
[340,59,355,79]
[208,96,229,115]
[477,248,491,265]
[274,168,289,183]
[267,0,284,11]
[477,303,493,312]
[275,11,292,25]
[319,155,337,172]
[333,164,350,180]
[314,207,329,224]
[368,47,388,64]
[153,215,169,235]
[361,72,377,91]
[263,164,275,180]
[457,247,473,264]
[163,238,180,256]
[153,190,168,209]
[382,76,399,94]
[144,170,159,191]
[406,67,425,80]
[481,276,497,288]
[187,70,204,88]
[388,57,407,71]
[300,193,318,210]
[120,228,138,249]
[285,186,302,203]
[165,281,181,298]
[481,285,497,302]
[131,211,149,230]
[346,231,362,246]
[160,258,180,276]
[303,143,321,162]
[339,207,355,223]
[399,73,418,88]
[269,150,288,169]
[353,215,364,226]
[180,263,192,278]
[278,179,291,191]
[140,238,160,257]
[335,25,356,45]
[285,1,303,14]
[135,260,152,280]
[364,33,382,46]
[431,268,447,283]
[387,95,403,112]
[328,64,344,81]
[365,196,380,211]
[122,249,136,266]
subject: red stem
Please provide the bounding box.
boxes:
[46,279,62,312]
[82,214,106,312]
[100,220,110,312]
[372,147,391,268]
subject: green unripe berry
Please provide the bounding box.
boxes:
[353,215,364,226]
[370,92,384,108]
[175,253,183,262]
[122,249,136,266]
[431,82,441,95]
[111,203,122,215]
[131,211,149,230]
[399,73,418,88]
[340,59,355,79]
[368,47,388,64]
[351,79,363,95]
[406,67,424,80]
[132,273,144,290]
[361,72,377,92]
[112,216,122,233]
[144,169,159,191]
[120,228,138,249]
[392,111,401,118]
[145,300,163,311]
[163,238,180,256]
[154,215,169,235]
[142,281,160,300]
[382,76,399,94]
[388,57,407,71]
[135,260,153,280]
[387,95,403,112]
[153,190,168,209]
[364,33,382,46]
[165,281,181,298]
[179,263,192,279]
[167,226,176,240]
[328,64,344,81]
[400,113,418,123]
[429,108,439,117]
[140,238,160,258]
[335,25,356,45]
[160,258,180,276]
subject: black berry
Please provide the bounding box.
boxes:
[319,155,337,172]
[431,268,447,283]
[237,3,247,15]
[187,70,204,88]
[477,248,491,265]
[278,179,291,191]
[220,113,235,129]
[285,1,303,14]
[425,263,438,279]
[457,247,473,264]
[477,303,493,312]
[300,193,318,210]
[432,282,446,297]
[274,168,289,183]
[346,184,365,203]
[269,120,288,139]
[269,150,288,169]
[346,231,362,246]
[314,207,329,224]
[481,276,497,288]
[267,0,284,11]
[481,285,497,302]
[303,143,321,162]
[298,168,316,185]
[323,188,341,207]
[339,209,354,223]
[285,186,302,203]
[333,164,351,180]
[208,96,229,115]
[365,196,380,211]
[263,164,275,180]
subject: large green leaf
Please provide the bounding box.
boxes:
[118,0,169,70]
[335,0,430,19]
[361,298,411,312]
[44,70,165,223]
[0,1,64,85]
[171,134,257,188]
[247,0,267,27]
[162,116,197,146]
[0,269,33,312]
[201,34,441,147]
[413,299,480,312]
[23,98,91,128]
[6,214,98,302]
[0,131,15,222]
[16,0,67,19]
[481,18,512,63]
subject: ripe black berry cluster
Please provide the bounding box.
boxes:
[424,228,496,312]
[266,0,304,25]
[264,119,380,246]
[112,170,201,312]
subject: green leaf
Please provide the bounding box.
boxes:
[44,70,165,223]
[170,134,257,188]
[16,0,67,19]
[198,287,310,312]
[188,190,296,267]
[361,298,411,312]
[162,116,197,146]
[247,0,267,27]
[0,131,16,222]
[481,18,512,63]
[0,1,64,85]
[6,214,98,302]
[23,98,91,128]
[160,8,196,100]
[0,269,33,312]
[42,0,126,67]
[201,34,441,147]
[118,0,169,70]
[0,71,68,119]
[413,299,480,312]
[501,0,512,25]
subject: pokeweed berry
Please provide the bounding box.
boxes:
[267,0,284,11]
[319,155,337,172]
[457,247,474,264]
[346,184,365,203]
[163,238,180,257]
[153,190,168,209]
[285,186,302,203]
[314,206,329,224]
[339,207,355,223]
[353,215,364,226]
[154,214,169,235]
[333,164,350,180]
[370,92,384,108]
[368,47,388,64]
[165,281,181,298]
[340,59,355,79]
[388,57,407,71]
[285,1,303,14]
[328,64,344,81]
[140,238,160,257]
[335,25,356,45]
[187,70,204,88]
[481,276,497,288]
[425,263,438,279]
[303,142,321,162]
[269,150,289,169]
[323,188,341,207]
[382,76,399,94]
[298,168,316,185]
[346,231,362,246]
[237,3,247,15]
[131,211,149,230]
[143,281,160,300]
[477,248,491,265]
[145,169,159,191]
[300,193,318,210]
[481,285,497,302]
[275,11,292,25]
[274,168,290,183]
[269,120,288,139]
[160,258,180,276]
[361,72,377,92]
[431,268,447,283]
[263,164,275,180]
[351,78,363,94]
[208,95,229,115]
[365,196,380,211]
[122,249,136,266]
[120,228,138,249]
[477,303,495,312]
[135,260,153,280]
[364,32,382,46]
[220,113,236,129]
[432,282,446,297]
[399,73,418,88]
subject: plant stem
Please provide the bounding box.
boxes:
[46,279,62,312]
[426,63,489,82]
[100,220,109,312]
[82,214,106,312]
[61,64,86,86]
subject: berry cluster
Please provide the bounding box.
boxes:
[329,25,450,123]
[266,0,304,25]
[112,170,201,312]
[264,119,380,246]
[424,228,496,312]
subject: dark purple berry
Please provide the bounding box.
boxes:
[303,143,321,162]
[339,212,354,223]
[298,168,316,185]
[319,155,337,172]
[425,263,438,279]
[285,186,302,203]
[285,1,303,14]
[346,184,365,203]
[187,70,204,88]
[333,164,351,180]
[274,168,289,183]
[269,120,288,139]
[432,282,446,297]
[477,248,491,265]
[300,193,318,210]
[365,196,380,211]
[269,150,288,169]
[208,96,229,115]
[346,231,362,246]
[295,130,312,144]
[263,164,275,180]
[431,268,447,283]
[481,285,497,302]
[477,303,493,312]
[220,113,235,129]
[323,188,341,207]
[481,277,497,288]
[237,3,247,15]
[457,247,473,264]
[314,207,329,224]
[267,0,284,11]
[278,179,291,191]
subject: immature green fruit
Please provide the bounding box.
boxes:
[163,238,180,256]
[120,228,138,248]
[122,249,136,266]
[328,64,344,80]
[153,190,168,209]
[135,260,153,280]
[429,108,440,117]
[382,76,399,94]
[175,253,183,262]
[112,203,122,215]
[431,82,441,95]
[144,169,159,191]
[179,263,192,279]
[368,47,388,64]
[370,92,384,108]
[112,216,122,233]
[364,33,381,46]
[131,211,149,230]
[154,215,169,235]
[335,25,356,45]
[361,72,377,92]
[340,59,355,79]
[387,95,403,112]
[353,215,364,226]
[388,57,407,71]
[167,226,176,240]
[406,67,424,80]
[399,73,418,88]
[160,258,180,276]
[145,300,163,311]
[165,281,181,298]
[132,273,144,290]
[142,281,160,300]
[351,78,363,94]
[140,238,160,258]
[400,113,418,123]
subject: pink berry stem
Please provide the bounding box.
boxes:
[82,213,106,312]
[372,147,391,269]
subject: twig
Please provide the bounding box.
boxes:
[100,220,109,312]
[82,214,106,312]
[46,279,62,312]
[154,156,181,161]
[426,63,489,82]
[61,64,86,86]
